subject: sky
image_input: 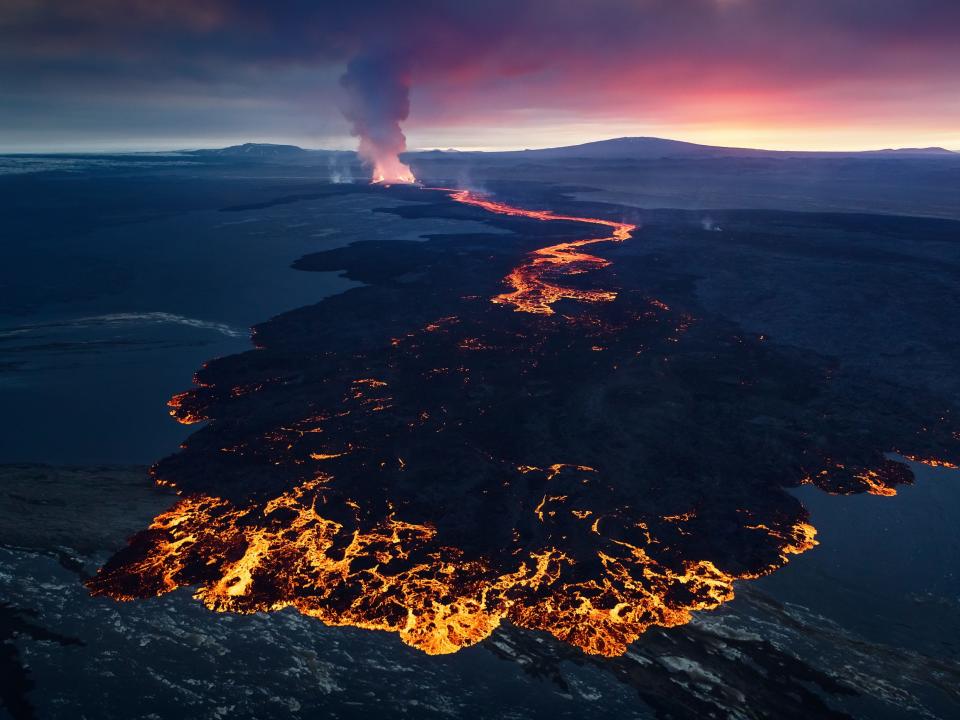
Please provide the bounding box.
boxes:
[1,0,959,153]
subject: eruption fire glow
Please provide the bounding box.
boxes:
[370,155,417,185]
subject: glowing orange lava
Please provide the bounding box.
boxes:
[167,391,205,425]
[88,300,830,658]
[89,475,773,657]
[371,156,417,185]
[87,186,960,660]
[446,190,635,314]
[901,454,959,469]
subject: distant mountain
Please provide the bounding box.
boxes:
[455,137,957,160]
[186,139,957,163]
[189,143,310,158]
[858,147,956,156]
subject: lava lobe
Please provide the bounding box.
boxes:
[88,188,960,656]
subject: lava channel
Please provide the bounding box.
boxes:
[446,190,636,315]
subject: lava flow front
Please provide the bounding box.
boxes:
[87,185,960,658]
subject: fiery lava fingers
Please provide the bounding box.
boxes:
[88,477,756,656]
[447,190,635,314]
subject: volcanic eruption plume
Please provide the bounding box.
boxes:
[340,54,417,184]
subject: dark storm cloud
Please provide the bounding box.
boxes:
[1,1,959,148]
[6,1,958,73]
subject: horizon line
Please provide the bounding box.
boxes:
[1,134,957,156]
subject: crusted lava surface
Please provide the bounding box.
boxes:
[88,185,960,656]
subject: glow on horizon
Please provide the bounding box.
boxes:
[3,2,959,156]
[3,125,959,155]
[405,119,960,154]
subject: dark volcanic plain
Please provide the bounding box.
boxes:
[2,149,960,719]
[88,182,960,650]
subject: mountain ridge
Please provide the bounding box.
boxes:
[464,136,957,159]
[186,138,957,160]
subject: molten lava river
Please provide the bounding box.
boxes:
[88,186,960,656]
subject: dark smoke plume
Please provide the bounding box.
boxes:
[340,53,416,183]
